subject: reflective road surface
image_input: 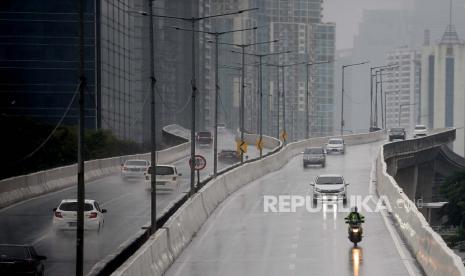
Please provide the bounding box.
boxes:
[165,142,424,276]
[0,130,267,276]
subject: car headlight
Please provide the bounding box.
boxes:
[351,228,360,233]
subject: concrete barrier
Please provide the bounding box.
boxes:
[113,130,385,276]
[376,141,465,276]
[0,125,190,209]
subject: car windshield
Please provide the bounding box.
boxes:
[304,148,324,154]
[0,246,29,259]
[415,126,426,130]
[125,160,147,166]
[390,128,404,132]
[155,166,175,175]
[59,202,94,211]
[316,176,343,185]
[328,140,343,145]
[198,132,211,137]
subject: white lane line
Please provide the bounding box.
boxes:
[289,263,296,270]
[369,160,417,276]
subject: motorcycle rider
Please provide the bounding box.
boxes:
[345,206,365,226]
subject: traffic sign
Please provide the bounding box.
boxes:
[236,140,248,154]
[280,131,288,141]
[189,155,207,171]
[256,138,264,151]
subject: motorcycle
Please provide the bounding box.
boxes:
[348,222,363,247]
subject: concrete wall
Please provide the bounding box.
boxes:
[376,139,465,276]
[111,130,386,276]
[0,125,190,209]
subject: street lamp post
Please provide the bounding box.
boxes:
[370,64,399,130]
[341,61,369,136]
[222,40,278,162]
[144,8,257,194]
[398,103,418,127]
[305,61,331,139]
[232,50,290,157]
[177,27,256,176]
[76,0,86,275]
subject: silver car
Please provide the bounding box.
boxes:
[311,174,349,205]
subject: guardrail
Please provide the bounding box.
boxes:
[103,130,385,276]
[376,129,465,276]
[0,125,190,209]
[383,128,455,160]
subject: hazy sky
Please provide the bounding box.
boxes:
[323,0,413,50]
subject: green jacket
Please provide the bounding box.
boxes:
[345,212,365,224]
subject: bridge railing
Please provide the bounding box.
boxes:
[383,128,455,159]
[0,124,190,209]
[376,129,465,276]
[105,130,386,276]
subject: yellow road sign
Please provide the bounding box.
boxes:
[236,140,248,154]
[280,131,288,141]
[256,138,264,151]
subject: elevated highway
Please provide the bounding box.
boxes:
[0,129,268,276]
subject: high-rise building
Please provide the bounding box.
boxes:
[313,23,336,136]
[348,9,413,133]
[0,1,98,129]
[384,47,421,131]
[0,0,149,143]
[421,24,465,155]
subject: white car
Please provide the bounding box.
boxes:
[53,199,106,231]
[311,174,349,205]
[326,138,345,154]
[413,125,428,138]
[145,165,181,191]
[121,159,150,178]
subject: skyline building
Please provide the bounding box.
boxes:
[421,23,465,155]
[384,47,421,130]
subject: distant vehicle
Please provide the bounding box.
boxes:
[311,174,349,205]
[217,123,227,131]
[121,159,150,178]
[413,125,428,138]
[326,138,345,154]
[218,150,241,164]
[369,126,382,132]
[196,131,213,147]
[53,199,106,231]
[0,244,46,276]
[302,147,326,167]
[388,128,406,141]
[145,165,181,191]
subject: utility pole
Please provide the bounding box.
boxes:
[76,0,86,275]
[233,49,289,157]
[341,61,369,136]
[161,8,257,192]
[148,0,157,234]
[178,27,256,175]
[224,39,278,162]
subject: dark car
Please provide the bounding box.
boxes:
[218,150,241,163]
[196,131,213,147]
[389,128,406,141]
[0,244,46,276]
[302,147,326,167]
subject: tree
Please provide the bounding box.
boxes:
[440,170,465,236]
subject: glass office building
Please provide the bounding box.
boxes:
[0,0,97,128]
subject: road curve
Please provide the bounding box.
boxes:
[165,141,424,276]
[0,130,268,276]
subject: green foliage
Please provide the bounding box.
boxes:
[0,116,143,180]
[440,170,465,232]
